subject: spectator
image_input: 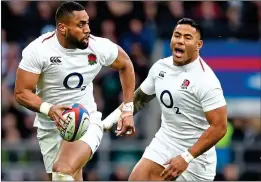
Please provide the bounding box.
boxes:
[193,1,225,38]
[85,2,101,36]
[120,18,155,56]
[157,2,186,40]
[100,19,118,43]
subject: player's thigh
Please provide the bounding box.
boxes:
[54,121,103,172]
[55,140,92,173]
[129,158,165,180]
[130,137,172,180]
[37,128,61,179]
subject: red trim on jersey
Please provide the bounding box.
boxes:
[42,32,55,43]
[199,58,205,71]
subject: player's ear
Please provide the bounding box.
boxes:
[197,40,203,51]
[57,23,67,35]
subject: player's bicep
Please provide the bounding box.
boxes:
[205,105,227,128]
[15,68,40,94]
[109,46,131,70]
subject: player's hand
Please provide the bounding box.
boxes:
[115,112,135,136]
[160,155,189,181]
[48,105,72,130]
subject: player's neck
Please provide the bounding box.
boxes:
[56,32,76,49]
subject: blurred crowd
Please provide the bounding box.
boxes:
[1,1,261,181]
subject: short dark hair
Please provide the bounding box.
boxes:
[176,18,203,39]
[55,1,85,24]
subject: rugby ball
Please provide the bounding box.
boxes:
[59,103,90,142]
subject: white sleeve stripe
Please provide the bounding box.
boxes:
[140,86,155,95]
[18,64,41,74]
[200,88,222,100]
[201,93,224,104]
[203,99,225,107]
[203,100,226,112]
[105,47,118,66]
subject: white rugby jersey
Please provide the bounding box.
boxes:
[140,56,226,171]
[19,31,118,129]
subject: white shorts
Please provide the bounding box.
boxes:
[36,112,103,173]
[142,137,216,181]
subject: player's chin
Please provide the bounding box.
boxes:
[173,55,188,66]
[78,40,88,49]
[173,54,184,62]
[82,38,89,46]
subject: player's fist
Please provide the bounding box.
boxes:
[48,105,72,130]
[115,111,135,136]
[160,155,189,181]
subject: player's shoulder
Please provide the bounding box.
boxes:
[194,57,221,87]
[88,34,118,56]
[22,31,55,55]
[146,56,173,78]
[151,56,173,69]
[197,58,217,77]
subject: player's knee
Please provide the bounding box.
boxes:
[52,160,75,177]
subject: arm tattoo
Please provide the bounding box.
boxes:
[133,88,156,115]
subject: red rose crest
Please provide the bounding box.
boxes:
[181,79,190,89]
[88,54,97,65]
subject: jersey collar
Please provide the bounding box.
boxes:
[173,56,200,72]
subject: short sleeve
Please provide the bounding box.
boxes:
[19,44,43,74]
[196,78,227,112]
[98,38,118,66]
[140,64,156,95]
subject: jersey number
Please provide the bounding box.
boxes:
[63,72,84,89]
[160,90,181,114]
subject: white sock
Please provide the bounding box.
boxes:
[52,172,74,181]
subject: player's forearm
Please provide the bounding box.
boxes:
[15,89,43,112]
[119,60,135,103]
[188,124,227,158]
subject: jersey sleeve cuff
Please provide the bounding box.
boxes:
[140,85,155,96]
[18,65,41,74]
[203,100,226,112]
[104,44,119,66]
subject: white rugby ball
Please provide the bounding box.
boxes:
[59,103,90,142]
